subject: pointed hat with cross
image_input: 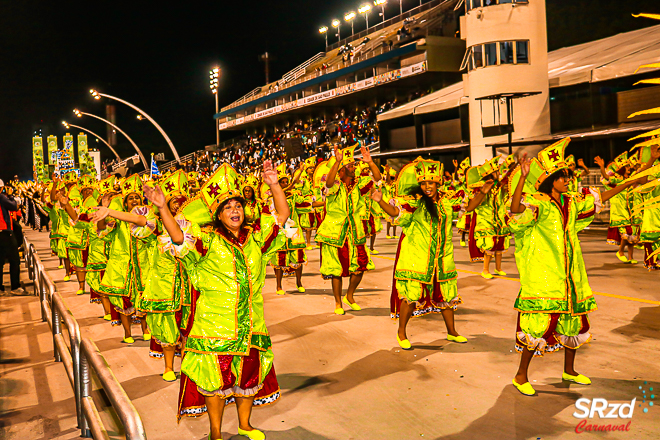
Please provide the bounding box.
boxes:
[98,175,117,195]
[121,174,143,198]
[415,159,443,183]
[528,138,571,189]
[160,169,189,203]
[200,163,242,216]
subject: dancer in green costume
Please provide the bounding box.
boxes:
[92,174,157,344]
[508,139,659,396]
[151,160,289,440]
[316,144,381,315]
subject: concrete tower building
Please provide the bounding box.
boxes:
[461,0,551,164]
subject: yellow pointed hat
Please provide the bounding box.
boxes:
[466,155,502,188]
[415,159,443,183]
[121,174,143,197]
[63,170,79,183]
[98,176,117,195]
[276,162,289,181]
[242,175,259,192]
[339,143,357,169]
[200,163,242,215]
[607,151,629,174]
[160,169,189,202]
[528,138,571,189]
[78,175,96,192]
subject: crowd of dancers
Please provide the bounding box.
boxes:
[6,135,660,440]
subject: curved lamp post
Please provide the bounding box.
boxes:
[89,89,180,163]
[73,109,148,169]
[61,121,121,161]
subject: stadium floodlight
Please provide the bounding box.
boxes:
[374,0,387,22]
[210,67,221,146]
[319,26,329,48]
[62,120,121,160]
[359,4,372,29]
[332,19,341,41]
[344,11,356,36]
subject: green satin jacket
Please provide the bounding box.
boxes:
[508,190,602,315]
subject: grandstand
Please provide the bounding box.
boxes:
[214,0,465,137]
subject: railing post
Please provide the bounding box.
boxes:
[52,303,62,363]
[79,350,92,438]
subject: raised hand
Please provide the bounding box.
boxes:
[263,160,278,186]
[360,145,372,163]
[371,188,383,202]
[594,156,605,168]
[90,206,110,223]
[59,194,70,205]
[333,145,343,162]
[519,152,530,177]
[144,184,166,209]
[481,179,495,194]
[577,158,585,168]
[453,159,458,170]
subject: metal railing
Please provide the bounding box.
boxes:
[22,237,147,439]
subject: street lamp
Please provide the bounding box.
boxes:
[359,4,372,29]
[332,19,341,41]
[61,120,121,161]
[374,0,387,22]
[399,0,403,15]
[209,67,220,147]
[89,89,180,163]
[319,26,329,48]
[73,109,148,169]
[344,11,356,36]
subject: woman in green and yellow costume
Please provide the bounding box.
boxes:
[383,166,398,239]
[317,144,380,315]
[269,163,307,295]
[452,157,471,247]
[465,156,513,279]
[47,172,78,280]
[137,170,192,382]
[241,175,261,224]
[565,155,590,193]
[146,160,289,440]
[635,143,660,270]
[372,158,476,349]
[357,161,384,255]
[91,174,157,344]
[296,157,322,250]
[508,139,658,396]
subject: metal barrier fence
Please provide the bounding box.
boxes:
[22,237,147,440]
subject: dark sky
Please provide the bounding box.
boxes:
[1,0,658,180]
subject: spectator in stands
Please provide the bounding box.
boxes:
[0,179,25,296]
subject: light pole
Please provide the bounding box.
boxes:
[399,0,403,15]
[73,109,148,169]
[359,4,372,29]
[345,11,356,36]
[374,0,387,23]
[89,89,180,163]
[332,19,341,41]
[61,121,121,161]
[319,26,329,48]
[209,67,220,148]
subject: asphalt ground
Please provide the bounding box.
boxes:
[1,224,658,440]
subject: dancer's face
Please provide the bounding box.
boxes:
[125,193,142,210]
[167,197,186,215]
[421,181,439,200]
[218,199,244,234]
[243,187,254,200]
[552,175,569,194]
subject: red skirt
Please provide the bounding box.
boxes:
[607,227,622,245]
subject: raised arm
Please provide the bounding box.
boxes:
[58,193,79,222]
[361,145,381,181]
[577,158,590,178]
[325,145,342,189]
[510,154,530,214]
[594,156,608,181]
[371,188,399,218]
[144,185,183,244]
[263,160,290,225]
[602,146,660,202]
[466,180,495,212]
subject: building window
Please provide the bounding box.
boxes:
[485,43,498,66]
[516,41,529,64]
[500,41,514,64]
[471,0,482,10]
[467,0,529,12]
[473,45,483,68]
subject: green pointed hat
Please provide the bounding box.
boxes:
[527,138,571,190]
[466,155,501,188]
[415,158,443,183]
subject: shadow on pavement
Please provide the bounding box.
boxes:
[612,306,660,341]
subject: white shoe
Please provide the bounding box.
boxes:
[10,287,28,296]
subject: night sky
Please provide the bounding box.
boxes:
[1,0,658,181]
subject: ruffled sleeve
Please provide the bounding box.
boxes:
[157,213,200,261]
[507,193,542,234]
[129,205,157,239]
[97,220,117,240]
[392,197,419,228]
[326,181,341,197]
[575,187,602,233]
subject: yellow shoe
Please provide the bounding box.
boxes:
[512,379,536,396]
[397,335,412,350]
[76,289,85,295]
[481,271,493,280]
[334,307,345,315]
[494,270,507,276]
[237,427,265,440]
[276,289,285,295]
[447,334,467,343]
[297,286,305,293]
[58,265,64,269]
[562,372,591,385]
[143,333,151,341]
[103,314,111,321]
[162,371,177,382]
[122,337,135,344]
[460,239,466,247]
[391,235,398,239]
[370,249,379,255]
[629,259,638,265]
[616,252,629,263]
[305,245,313,250]
[63,276,71,282]
[342,297,361,311]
